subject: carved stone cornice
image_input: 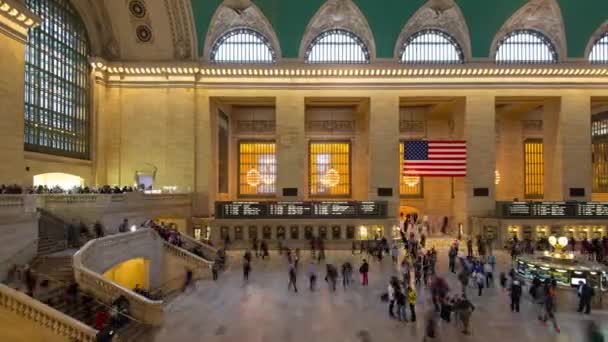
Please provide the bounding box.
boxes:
[0,0,40,43]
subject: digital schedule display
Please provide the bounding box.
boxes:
[216,201,387,219]
[501,201,608,218]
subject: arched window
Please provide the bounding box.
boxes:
[495,30,558,64]
[24,0,90,159]
[305,29,370,64]
[589,33,608,64]
[210,28,276,64]
[400,29,464,64]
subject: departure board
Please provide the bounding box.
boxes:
[501,201,608,218]
[531,202,571,217]
[216,201,387,219]
[577,202,608,217]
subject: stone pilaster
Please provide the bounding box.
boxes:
[368,95,400,239]
[275,94,306,199]
[0,2,40,184]
[194,92,213,216]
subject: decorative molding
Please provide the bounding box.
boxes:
[394,0,471,61]
[0,0,40,43]
[299,0,375,61]
[522,119,543,135]
[203,3,280,62]
[399,120,427,135]
[164,0,197,60]
[306,120,355,133]
[491,0,567,61]
[236,120,276,134]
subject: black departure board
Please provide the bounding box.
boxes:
[216,201,387,219]
[577,202,608,217]
[501,201,608,218]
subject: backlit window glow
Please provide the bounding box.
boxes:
[590,33,608,64]
[305,29,370,64]
[400,29,463,64]
[496,30,557,64]
[211,28,275,64]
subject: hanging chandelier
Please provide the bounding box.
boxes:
[246,169,261,187]
[322,168,341,187]
[403,176,420,187]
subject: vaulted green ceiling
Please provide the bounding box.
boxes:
[191,0,608,59]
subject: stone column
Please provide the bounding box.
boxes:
[275,94,306,199]
[461,95,496,234]
[545,95,592,200]
[368,95,400,239]
[0,7,40,184]
[193,92,213,216]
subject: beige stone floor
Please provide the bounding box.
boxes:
[150,242,608,342]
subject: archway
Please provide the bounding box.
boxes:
[33,172,83,190]
[102,258,150,291]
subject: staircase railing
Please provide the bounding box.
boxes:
[178,232,218,261]
[73,230,164,326]
[0,283,97,342]
[37,208,68,253]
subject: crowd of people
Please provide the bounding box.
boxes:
[0,184,138,195]
[508,234,608,263]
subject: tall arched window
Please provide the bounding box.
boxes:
[495,29,558,64]
[24,0,90,159]
[400,29,464,64]
[589,33,608,64]
[210,28,276,64]
[305,29,370,64]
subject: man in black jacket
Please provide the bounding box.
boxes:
[510,280,523,312]
[578,281,595,314]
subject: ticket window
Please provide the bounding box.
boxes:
[359,226,369,240]
[332,226,341,240]
[392,226,401,240]
[593,226,605,238]
[194,227,210,241]
[346,226,355,239]
[304,226,314,240]
[263,226,272,240]
[277,226,286,240]
[234,226,244,240]
[248,226,258,241]
[483,226,496,240]
[319,226,328,240]
[220,226,229,240]
[290,226,299,240]
[536,226,548,239]
[372,225,384,240]
[579,228,589,240]
[507,225,520,240]
[550,226,561,237]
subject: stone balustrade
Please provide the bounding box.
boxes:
[0,192,192,217]
[73,229,164,326]
[178,232,218,261]
[0,284,97,341]
[163,241,213,279]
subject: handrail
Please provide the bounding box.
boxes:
[31,266,144,325]
[178,232,218,261]
[73,229,164,326]
[0,283,97,342]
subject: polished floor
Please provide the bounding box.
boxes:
[151,239,607,342]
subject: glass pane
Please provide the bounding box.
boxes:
[496,30,557,64]
[305,29,369,64]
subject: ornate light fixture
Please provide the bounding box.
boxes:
[322,168,340,187]
[495,170,501,185]
[246,169,261,187]
[403,176,420,187]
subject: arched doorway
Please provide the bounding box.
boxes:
[33,172,83,190]
[102,258,150,291]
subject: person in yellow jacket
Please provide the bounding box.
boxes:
[407,286,417,322]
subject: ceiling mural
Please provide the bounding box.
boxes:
[191,0,608,60]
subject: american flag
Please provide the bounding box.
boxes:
[403,140,467,177]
